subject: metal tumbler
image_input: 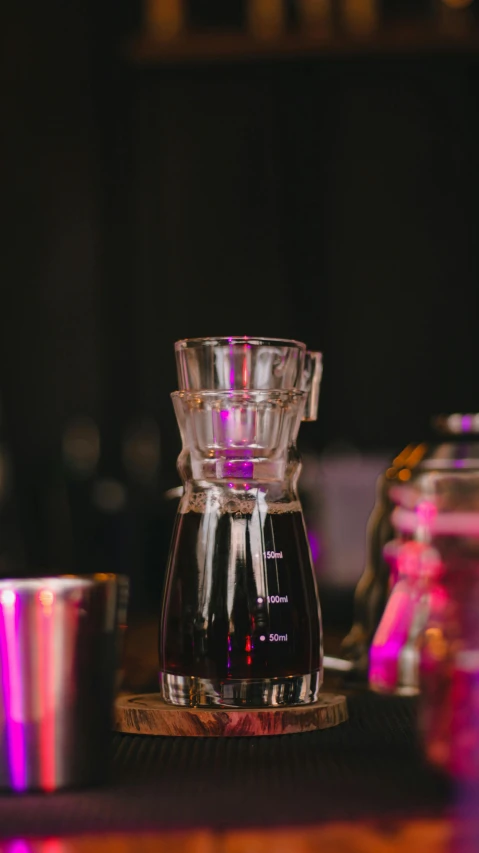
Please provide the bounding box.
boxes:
[0,575,124,792]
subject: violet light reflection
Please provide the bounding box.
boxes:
[0,589,27,791]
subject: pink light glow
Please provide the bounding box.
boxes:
[369,637,405,692]
[0,592,26,790]
[416,500,438,527]
[393,507,479,536]
[397,541,425,578]
[242,343,249,389]
[369,581,418,692]
[6,841,66,853]
[5,841,32,853]
[41,841,65,853]
[1,589,15,608]
[229,342,235,389]
[37,589,56,791]
[308,531,321,564]
[450,655,479,781]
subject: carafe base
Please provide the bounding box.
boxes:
[159,669,322,708]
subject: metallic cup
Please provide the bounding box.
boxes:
[62,573,130,691]
[0,575,124,792]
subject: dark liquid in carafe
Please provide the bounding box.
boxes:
[159,505,321,681]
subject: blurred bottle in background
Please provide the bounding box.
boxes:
[300,446,390,642]
[145,0,185,40]
[62,413,174,618]
[298,0,333,33]
[248,0,285,37]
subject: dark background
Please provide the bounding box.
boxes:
[1,0,479,616]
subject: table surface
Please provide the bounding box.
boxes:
[0,619,457,851]
[0,820,451,853]
[0,692,452,851]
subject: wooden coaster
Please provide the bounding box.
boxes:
[114,692,348,737]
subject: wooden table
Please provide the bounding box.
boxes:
[0,820,449,853]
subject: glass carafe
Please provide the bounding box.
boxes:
[159,337,323,707]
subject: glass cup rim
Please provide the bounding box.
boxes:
[0,577,94,594]
[175,336,307,351]
[171,389,307,400]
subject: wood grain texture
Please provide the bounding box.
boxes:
[114,692,348,737]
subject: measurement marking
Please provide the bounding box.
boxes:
[268,518,281,591]
[259,635,266,642]
[257,596,264,605]
[263,550,283,560]
[269,633,288,642]
[267,595,289,604]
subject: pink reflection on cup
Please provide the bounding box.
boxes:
[0,590,26,790]
[36,587,57,792]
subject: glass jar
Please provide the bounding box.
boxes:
[419,532,479,778]
[391,469,479,778]
[343,414,479,681]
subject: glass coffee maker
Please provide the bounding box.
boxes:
[159,337,323,707]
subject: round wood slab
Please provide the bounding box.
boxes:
[114,692,348,737]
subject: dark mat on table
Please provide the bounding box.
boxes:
[0,693,449,838]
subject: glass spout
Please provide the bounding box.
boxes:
[301,351,323,422]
